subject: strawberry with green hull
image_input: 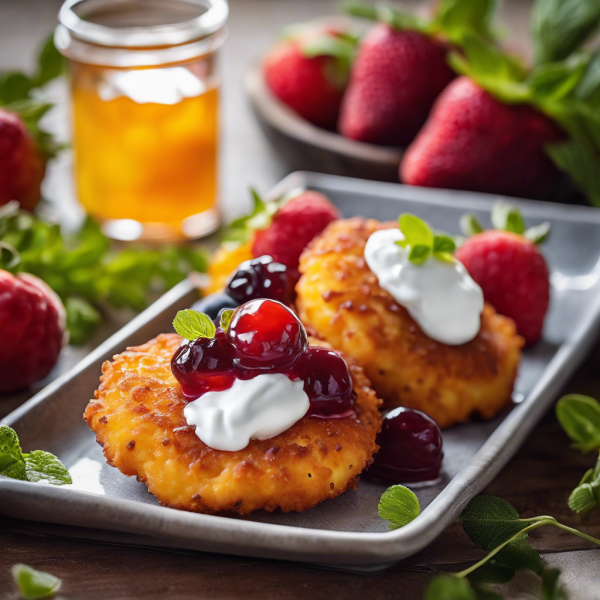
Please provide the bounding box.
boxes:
[337,0,498,146]
[263,23,356,130]
[402,0,600,205]
[456,203,551,346]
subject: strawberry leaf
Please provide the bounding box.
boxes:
[529,54,589,102]
[524,222,551,245]
[491,203,525,235]
[460,214,485,237]
[532,0,600,64]
[434,0,500,44]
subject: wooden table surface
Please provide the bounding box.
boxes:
[1,1,599,598]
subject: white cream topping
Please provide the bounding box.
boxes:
[183,374,309,452]
[364,229,484,345]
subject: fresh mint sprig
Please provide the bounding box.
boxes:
[173,310,216,341]
[460,202,551,245]
[378,485,420,529]
[0,425,71,485]
[556,394,600,514]
[396,213,456,265]
[12,564,61,600]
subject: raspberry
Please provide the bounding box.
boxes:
[0,109,44,210]
[456,231,550,345]
[0,271,67,393]
[251,191,340,274]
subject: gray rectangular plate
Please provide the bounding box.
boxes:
[3,172,600,571]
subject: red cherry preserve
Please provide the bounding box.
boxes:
[171,299,355,419]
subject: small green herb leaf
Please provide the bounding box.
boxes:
[541,568,568,600]
[0,425,27,481]
[173,310,216,341]
[65,297,101,346]
[424,575,479,600]
[408,244,431,265]
[460,214,485,237]
[12,564,61,600]
[556,394,600,452]
[23,450,72,485]
[378,485,420,530]
[219,309,235,333]
[433,0,500,44]
[301,34,355,74]
[466,564,515,585]
[491,203,526,235]
[524,222,551,245]
[492,535,544,575]
[568,454,600,514]
[399,214,434,248]
[433,235,457,254]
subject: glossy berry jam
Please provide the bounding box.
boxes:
[226,255,295,305]
[171,329,236,398]
[299,347,355,417]
[227,299,307,371]
[368,407,443,483]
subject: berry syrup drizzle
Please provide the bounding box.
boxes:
[172,298,356,419]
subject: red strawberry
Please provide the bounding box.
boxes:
[456,230,550,345]
[0,270,68,393]
[338,24,455,146]
[0,109,45,211]
[401,77,564,198]
[264,27,353,130]
[252,191,340,274]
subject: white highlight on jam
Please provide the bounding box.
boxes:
[183,374,309,452]
[364,228,484,345]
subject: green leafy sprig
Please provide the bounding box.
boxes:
[460,202,551,245]
[0,35,66,161]
[0,425,71,485]
[556,394,600,513]
[342,0,500,46]
[379,490,598,599]
[396,213,457,265]
[0,202,209,345]
[172,308,232,340]
[12,564,61,600]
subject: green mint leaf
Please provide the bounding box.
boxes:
[524,222,551,245]
[378,485,420,530]
[219,308,235,332]
[491,203,525,235]
[398,213,434,248]
[542,568,568,600]
[434,0,499,44]
[492,535,544,575]
[23,450,72,485]
[65,296,101,346]
[460,214,485,237]
[556,394,600,452]
[433,252,456,264]
[32,34,66,88]
[466,564,515,585]
[408,245,431,265]
[532,0,600,64]
[433,235,457,254]
[0,425,27,481]
[424,575,478,600]
[173,310,216,341]
[12,564,61,600]
[459,495,530,551]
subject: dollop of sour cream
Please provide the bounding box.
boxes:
[183,373,309,452]
[364,229,484,345]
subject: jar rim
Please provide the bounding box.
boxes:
[58,0,229,48]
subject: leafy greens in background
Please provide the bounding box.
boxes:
[0,202,209,344]
[0,34,66,161]
[0,425,71,485]
[379,487,599,599]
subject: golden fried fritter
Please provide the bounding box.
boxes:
[84,333,381,515]
[296,218,523,429]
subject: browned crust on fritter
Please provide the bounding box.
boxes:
[84,333,381,515]
[296,217,523,428]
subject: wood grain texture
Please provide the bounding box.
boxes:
[2,0,600,599]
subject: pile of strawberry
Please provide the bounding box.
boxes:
[264,0,600,205]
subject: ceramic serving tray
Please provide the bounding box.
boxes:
[3,172,600,571]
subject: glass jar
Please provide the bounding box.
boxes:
[55,0,228,241]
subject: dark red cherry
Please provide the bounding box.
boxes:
[227,299,307,371]
[368,407,443,483]
[171,330,236,399]
[226,256,295,305]
[299,346,355,418]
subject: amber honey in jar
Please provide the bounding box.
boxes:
[55,0,228,240]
